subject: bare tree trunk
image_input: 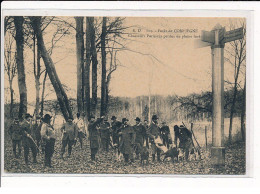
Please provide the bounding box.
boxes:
[14,16,27,119]
[100,17,107,117]
[85,17,91,119]
[9,82,14,118]
[35,38,41,117]
[241,80,246,142]
[89,17,98,116]
[40,70,47,117]
[75,17,84,114]
[30,16,73,121]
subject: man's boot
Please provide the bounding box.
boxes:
[152,154,155,162]
[157,155,161,162]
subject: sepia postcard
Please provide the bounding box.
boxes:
[1,7,252,177]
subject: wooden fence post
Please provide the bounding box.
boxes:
[205,126,208,149]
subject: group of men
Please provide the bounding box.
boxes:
[8,112,193,167]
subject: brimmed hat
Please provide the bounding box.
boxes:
[122,118,129,123]
[111,116,117,120]
[25,113,33,119]
[179,125,185,128]
[162,121,166,124]
[14,118,19,122]
[135,117,141,122]
[43,114,52,121]
[152,115,159,120]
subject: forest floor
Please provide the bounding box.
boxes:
[4,135,246,175]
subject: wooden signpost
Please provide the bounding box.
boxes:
[197,24,243,166]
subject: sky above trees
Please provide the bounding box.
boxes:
[4,17,245,104]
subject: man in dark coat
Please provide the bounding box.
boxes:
[174,125,193,161]
[60,116,78,159]
[21,113,38,165]
[160,121,170,149]
[88,116,103,161]
[147,115,161,162]
[99,117,111,152]
[119,118,135,163]
[133,117,146,159]
[9,118,22,158]
[111,116,122,146]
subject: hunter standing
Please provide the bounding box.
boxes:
[41,114,56,168]
[74,112,86,149]
[111,116,122,146]
[88,116,103,161]
[160,121,170,149]
[21,113,38,165]
[148,115,161,162]
[9,118,22,158]
[99,117,111,152]
[33,116,42,147]
[119,118,135,164]
[60,116,78,159]
[133,117,147,159]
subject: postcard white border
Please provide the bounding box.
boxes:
[0,1,257,185]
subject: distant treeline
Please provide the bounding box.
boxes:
[5,88,244,123]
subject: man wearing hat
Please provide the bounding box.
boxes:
[99,116,111,152]
[119,118,135,164]
[174,125,193,161]
[9,118,22,158]
[111,116,122,146]
[88,116,103,161]
[133,117,147,160]
[60,116,79,159]
[147,115,161,162]
[21,113,38,165]
[160,121,170,149]
[41,114,56,167]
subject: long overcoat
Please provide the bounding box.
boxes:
[119,125,135,155]
[88,118,102,149]
[133,124,146,145]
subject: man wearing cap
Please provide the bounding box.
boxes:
[119,118,135,164]
[133,117,147,160]
[147,115,161,162]
[111,116,122,146]
[99,116,111,152]
[9,118,22,158]
[74,112,86,149]
[174,125,193,161]
[41,114,56,168]
[88,116,103,161]
[160,121,170,149]
[21,113,38,165]
[60,116,78,159]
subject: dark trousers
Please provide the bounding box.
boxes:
[123,153,129,162]
[145,137,149,148]
[44,138,55,167]
[61,138,74,156]
[91,148,98,161]
[12,140,21,158]
[23,138,37,164]
[112,134,119,145]
[101,137,109,152]
[78,131,84,148]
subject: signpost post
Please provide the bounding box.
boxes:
[197,24,243,166]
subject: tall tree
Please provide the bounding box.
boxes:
[4,31,17,118]
[89,17,98,116]
[240,80,246,142]
[14,16,27,119]
[30,16,73,121]
[75,17,84,114]
[84,17,91,118]
[100,17,107,116]
[227,21,246,144]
